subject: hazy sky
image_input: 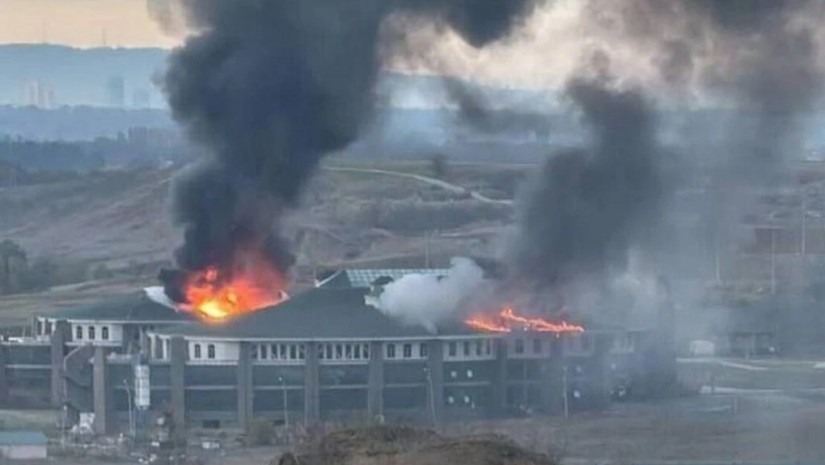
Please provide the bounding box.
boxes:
[0,0,594,90]
[0,0,176,48]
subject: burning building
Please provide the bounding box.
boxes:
[0,265,665,434]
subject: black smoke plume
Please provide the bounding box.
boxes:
[508,76,659,290]
[586,0,824,171]
[153,0,541,301]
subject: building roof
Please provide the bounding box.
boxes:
[318,268,449,289]
[156,287,480,340]
[45,289,194,323]
[0,431,47,446]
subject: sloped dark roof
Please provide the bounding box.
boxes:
[46,290,194,323]
[317,268,448,289]
[157,287,481,340]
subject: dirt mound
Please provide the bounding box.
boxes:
[287,425,556,465]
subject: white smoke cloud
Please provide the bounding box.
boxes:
[374,257,488,332]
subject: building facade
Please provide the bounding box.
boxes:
[0,268,663,435]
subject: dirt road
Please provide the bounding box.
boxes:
[323,166,514,205]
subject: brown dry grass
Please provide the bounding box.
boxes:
[288,425,557,465]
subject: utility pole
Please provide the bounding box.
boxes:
[278,376,289,442]
[123,379,135,440]
[562,363,569,419]
[771,225,777,295]
[801,192,808,288]
[424,367,437,429]
[424,232,431,269]
[802,193,808,256]
[714,229,722,286]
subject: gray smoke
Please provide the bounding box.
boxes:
[506,0,825,296]
[508,75,660,292]
[441,76,551,138]
[586,0,825,172]
[152,0,542,301]
[375,257,488,332]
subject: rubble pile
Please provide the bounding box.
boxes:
[280,425,557,465]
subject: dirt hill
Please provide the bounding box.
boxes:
[0,162,524,270]
[283,425,558,465]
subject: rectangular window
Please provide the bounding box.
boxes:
[36,320,42,335]
[363,343,370,359]
[344,344,353,359]
[533,338,542,354]
[102,326,109,341]
[75,326,83,340]
[280,344,288,360]
[155,338,163,359]
[271,344,278,359]
[463,341,471,357]
[566,335,582,352]
[475,340,483,356]
[386,344,396,359]
[45,320,52,335]
[260,344,268,359]
[514,339,525,354]
[290,345,297,360]
[318,344,325,360]
[419,343,428,358]
[335,344,343,360]
[448,342,457,357]
[194,344,202,359]
[486,340,492,355]
[207,344,216,359]
[403,343,412,358]
[298,344,306,360]
[354,344,362,359]
[88,326,96,340]
[325,344,333,360]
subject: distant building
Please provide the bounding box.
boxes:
[0,431,48,460]
[106,76,126,108]
[131,88,151,108]
[24,81,55,109]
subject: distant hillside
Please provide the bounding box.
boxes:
[0,45,557,110]
[0,44,168,107]
[0,105,175,141]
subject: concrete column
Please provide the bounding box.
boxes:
[0,343,8,404]
[303,343,320,423]
[588,334,612,411]
[541,337,564,415]
[366,341,384,419]
[50,320,69,407]
[169,337,187,434]
[425,340,443,427]
[491,338,508,417]
[92,347,112,435]
[237,342,254,430]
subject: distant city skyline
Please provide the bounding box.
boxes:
[0,0,177,48]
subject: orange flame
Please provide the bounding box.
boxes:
[183,249,287,322]
[465,307,584,334]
